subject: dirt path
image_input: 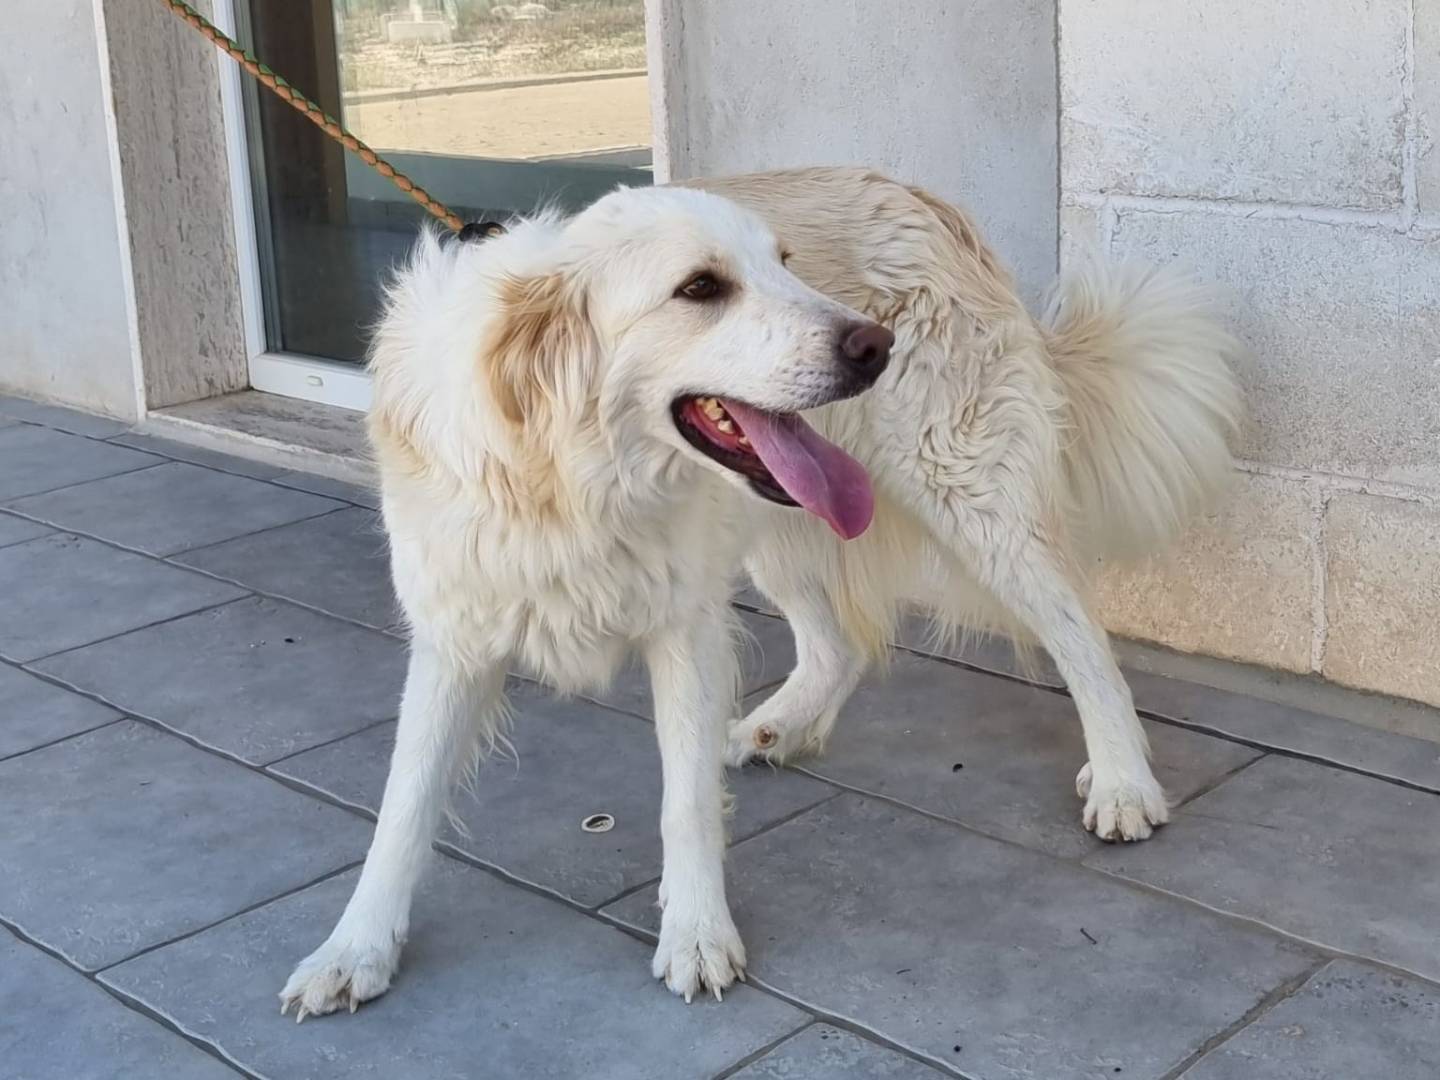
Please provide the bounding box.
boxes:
[343,74,650,159]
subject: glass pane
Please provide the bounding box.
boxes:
[239,1,651,365]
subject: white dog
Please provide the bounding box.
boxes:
[687,170,1242,841]
[281,168,1241,1018]
[281,183,892,1018]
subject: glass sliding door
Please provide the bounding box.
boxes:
[236,0,651,380]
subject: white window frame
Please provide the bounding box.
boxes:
[213,0,671,415]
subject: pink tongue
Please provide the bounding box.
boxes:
[719,399,873,539]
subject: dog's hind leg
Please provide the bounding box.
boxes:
[910,498,1168,841]
[728,563,866,766]
[280,644,505,1020]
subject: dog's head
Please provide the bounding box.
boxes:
[493,186,894,538]
[380,187,891,538]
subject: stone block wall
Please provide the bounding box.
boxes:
[1060,0,1440,705]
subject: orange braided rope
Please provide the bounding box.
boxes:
[159,0,464,233]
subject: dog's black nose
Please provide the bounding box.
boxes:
[839,322,894,376]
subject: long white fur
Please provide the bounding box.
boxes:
[690,169,1243,843]
[280,168,1243,1020]
[280,184,882,1018]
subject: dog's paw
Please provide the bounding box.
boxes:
[279,935,401,1021]
[651,905,746,1003]
[725,711,821,768]
[1077,763,1170,842]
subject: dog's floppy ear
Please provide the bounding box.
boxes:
[483,271,597,428]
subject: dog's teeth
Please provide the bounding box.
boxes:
[716,419,735,434]
[701,399,724,420]
[737,435,750,447]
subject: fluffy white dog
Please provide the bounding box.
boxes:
[688,170,1241,844]
[281,183,891,1018]
[281,168,1241,1018]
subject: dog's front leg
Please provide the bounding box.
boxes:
[644,615,746,1002]
[280,642,504,1020]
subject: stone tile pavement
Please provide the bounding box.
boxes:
[2,395,1440,1080]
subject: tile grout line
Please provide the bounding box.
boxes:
[162,503,357,558]
[725,984,981,1080]
[93,860,367,977]
[1083,870,1440,993]
[708,1018,818,1080]
[2,500,405,639]
[1157,958,1333,1080]
[1171,752,1268,811]
[881,632,1440,798]
[0,712,128,765]
[260,714,400,768]
[18,594,255,668]
[761,777,1440,994]
[5,492,352,564]
[0,917,257,1079]
[587,789,849,915]
[0,459,171,505]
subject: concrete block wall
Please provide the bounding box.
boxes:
[650,0,1060,304]
[1060,0,1440,706]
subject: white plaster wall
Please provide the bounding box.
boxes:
[0,1,139,418]
[651,0,1060,304]
[1061,0,1440,707]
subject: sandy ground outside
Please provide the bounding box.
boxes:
[342,74,651,159]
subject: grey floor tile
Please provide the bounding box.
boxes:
[0,663,120,759]
[102,859,808,1080]
[0,932,236,1079]
[0,721,370,970]
[35,596,406,765]
[1086,755,1440,982]
[590,611,797,718]
[731,1025,947,1079]
[897,617,1063,687]
[108,432,287,479]
[1126,669,1440,792]
[1179,960,1440,1080]
[0,509,51,548]
[273,681,836,908]
[176,507,398,630]
[270,469,381,510]
[606,795,1317,1080]
[0,534,246,663]
[0,396,130,438]
[771,653,1259,858]
[0,425,160,501]
[9,462,343,556]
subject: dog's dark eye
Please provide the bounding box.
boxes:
[676,273,723,301]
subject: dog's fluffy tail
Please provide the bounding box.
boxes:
[1043,258,1245,560]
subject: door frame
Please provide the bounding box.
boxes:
[215,0,670,414]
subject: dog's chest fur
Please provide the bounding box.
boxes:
[382,467,746,696]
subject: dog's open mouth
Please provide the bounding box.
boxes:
[672,395,874,539]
